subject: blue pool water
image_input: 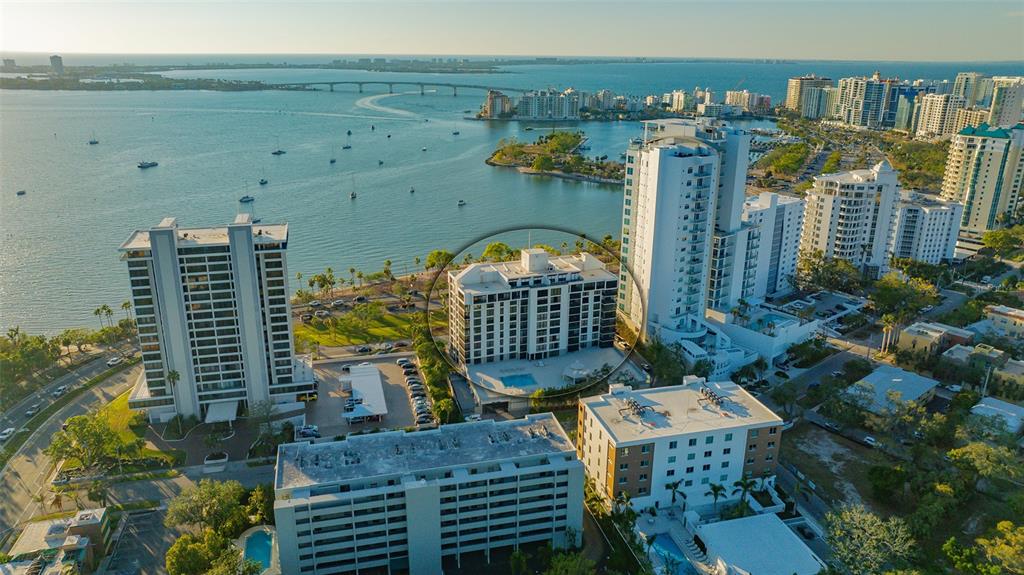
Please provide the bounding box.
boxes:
[649,534,699,575]
[243,530,273,573]
[500,374,537,388]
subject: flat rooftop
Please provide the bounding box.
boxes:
[903,321,974,340]
[275,413,574,490]
[120,215,287,251]
[451,251,615,295]
[856,365,938,414]
[987,304,1024,321]
[342,365,387,420]
[696,513,825,575]
[972,397,1024,433]
[581,379,782,444]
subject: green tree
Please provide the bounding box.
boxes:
[870,272,939,319]
[44,414,122,471]
[982,227,1024,256]
[509,549,530,575]
[433,397,456,423]
[482,242,514,261]
[769,380,799,417]
[532,154,555,171]
[165,528,259,575]
[943,537,1002,575]
[425,249,455,270]
[731,477,757,507]
[826,504,915,575]
[164,479,248,534]
[543,551,596,575]
[665,479,687,511]
[947,442,1023,487]
[705,483,727,513]
[248,400,277,443]
[793,250,862,293]
[977,521,1024,574]
[246,484,275,526]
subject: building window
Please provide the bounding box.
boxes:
[669,441,678,449]
[688,438,697,447]
[705,436,714,444]
[619,477,628,484]
[719,474,728,481]
[619,463,629,471]
[721,462,729,469]
[767,441,776,449]
[668,456,676,464]
[746,458,754,465]
[686,466,694,473]
[687,453,695,461]
[685,480,693,487]
[641,445,651,453]
[701,478,710,485]
[750,429,760,438]
[702,464,711,471]
[748,444,757,451]
[640,460,649,468]
[769,427,778,435]
[723,448,731,455]
[725,433,733,441]
[703,450,712,458]
[667,469,675,477]
[639,474,648,481]
[766,454,775,461]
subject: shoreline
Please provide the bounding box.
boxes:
[485,156,623,186]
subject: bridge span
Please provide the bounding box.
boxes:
[268,80,529,96]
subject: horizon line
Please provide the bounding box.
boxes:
[2,50,1022,65]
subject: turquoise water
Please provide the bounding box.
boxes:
[243,530,273,572]
[501,374,538,388]
[4,59,1021,333]
[649,534,699,575]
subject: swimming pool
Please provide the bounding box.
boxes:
[243,529,273,573]
[649,534,699,575]
[500,374,538,388]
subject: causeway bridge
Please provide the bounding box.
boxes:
[268,81,530,96]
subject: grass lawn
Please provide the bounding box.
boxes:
[68,390,185,470]
[295,309,446,346]
[552,408,579,442]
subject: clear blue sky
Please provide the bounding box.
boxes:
[2,1,1022,62]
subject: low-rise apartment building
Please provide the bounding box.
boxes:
[986,304,1024,338]
[577,379,783,510]
[447,249,616,366]
[273,414,583,575]
[896,321,974,355]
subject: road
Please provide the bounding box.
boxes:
[0,354,111,432]
[0,363,140,537]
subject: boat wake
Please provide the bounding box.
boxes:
[354,91,427,118]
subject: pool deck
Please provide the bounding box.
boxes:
[237,525,280,575]
[465,346,639,398]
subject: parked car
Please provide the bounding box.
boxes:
[921,305,934,313]
[301,313,313,322]
[357,346,372,353]
[106,356,124,367]
[830,370,844,378]
[313,310,329,318]
[298,392,319,402]
[0,428,15,442]
[331,299,346,308]
[946,384,963,393]
[863,436,878,448]
[411,391,427,400]
[309,300,322,307]
[354,296,367,303]
[396,358,411,366]
[464,414,482,422]
[394,341,409,348]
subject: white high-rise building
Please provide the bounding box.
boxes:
[837,73,889,128]
[915,93,966,139]
[742,193,806,300]
[799,160,901,278]
[577,379,783,509]
[119,214,315,422]
[890,191,963,264]
[941,123,1024,237]
[619,119,757,377]
[953,107,992,134]
[274,414,584,575]
[516,88,581,120]
[447,249,616,365]
[989,76,1024,127]
[954,72,987,106]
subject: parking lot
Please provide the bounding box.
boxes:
[104,509,182,575]
[308,355,420,438]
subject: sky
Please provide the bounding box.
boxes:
[1,1,1023,62]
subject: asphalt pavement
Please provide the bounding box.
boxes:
[0,363,140,537]
[0,354,110,433]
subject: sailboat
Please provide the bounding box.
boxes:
[330,145,337,164]
[88,131,99,145]
[342,133,352,150]
[271,136,285,156]
[349,174,357,200]
[451,123,460,136]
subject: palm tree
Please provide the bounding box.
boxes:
[752,356,768,381]
[102,304,114,328]
[665,479,687,511]
[732,477,757,506]
[93,307,104,330]
[414,256,421,271]
[383,260,393,281]
[356,271,364,288]
[705,482,726,514]
[349,267,356,286]
[50,491,65,511]
[121,301,133,323]
[881,313,898,354]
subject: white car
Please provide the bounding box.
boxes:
[106,356,123,367]
[0,428,15,442]
[863,436,878,448]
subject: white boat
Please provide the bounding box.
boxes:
[239,195,255,203]
[457,200,466,207]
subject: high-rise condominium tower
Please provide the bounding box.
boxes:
[940,123,1024,236]
[799,160,900,278]
[119,214,315,422]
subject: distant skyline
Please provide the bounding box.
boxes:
[2,1,1023,63]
